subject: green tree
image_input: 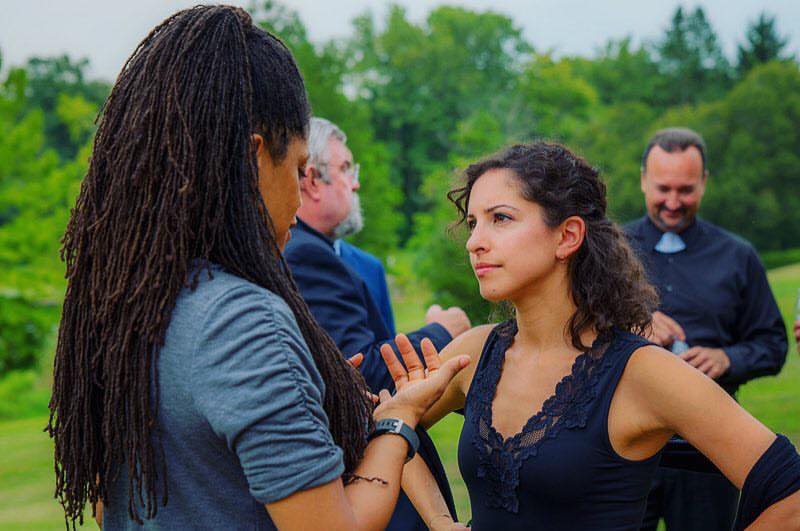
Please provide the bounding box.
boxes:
[0,65,92,374]
[251,1,403,257]
[517,55,599,142]
[568,38,667,108]
[23,55,109,160]
[348,5,531,240]
[655,7,732,105]
[736,12,794,77]
[703,62,800,250]
[409,110,508,321]
[570,101,659,222]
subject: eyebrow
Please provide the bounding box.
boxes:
[486,204,520,213]
[466,204,521,217]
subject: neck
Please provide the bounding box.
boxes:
[510,267,592,354]
[296,201,335,238]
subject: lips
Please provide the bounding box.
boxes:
[474,262,501,277]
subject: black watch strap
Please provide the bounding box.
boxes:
[368,418,420,462]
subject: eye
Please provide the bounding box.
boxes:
[493,212,511,223]
[466,218,477,231]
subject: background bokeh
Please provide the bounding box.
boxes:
[0,1,798,528]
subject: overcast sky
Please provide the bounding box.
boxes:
[1,0,798,81]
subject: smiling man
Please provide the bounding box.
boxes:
[624,127,788,531]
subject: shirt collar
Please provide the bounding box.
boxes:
[641,215,705,250]
[295,218,335,249]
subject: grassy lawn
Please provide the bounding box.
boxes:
[0,264,797,528]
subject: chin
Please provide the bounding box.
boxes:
[478,282,509,303]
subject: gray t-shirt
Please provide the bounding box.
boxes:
[104,265,344,529]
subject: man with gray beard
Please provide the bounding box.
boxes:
[284,117,467,530]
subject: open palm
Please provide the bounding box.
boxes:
[375,334,468,422]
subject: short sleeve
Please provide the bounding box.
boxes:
[190,285,344,504]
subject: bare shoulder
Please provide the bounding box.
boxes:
[624,344,687,384]
[438,324,496,392]
[439,323,496,363]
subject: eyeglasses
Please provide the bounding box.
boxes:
[319,161,360,184]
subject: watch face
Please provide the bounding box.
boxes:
[370,419,419,462]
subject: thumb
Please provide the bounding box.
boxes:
[427,304,442,313]
[433,355,470,386]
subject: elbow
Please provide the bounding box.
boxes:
[769,349,788,376]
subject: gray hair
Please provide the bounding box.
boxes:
[308,117,347,183]
[641,127,707,174]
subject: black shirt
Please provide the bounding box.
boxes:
[624,216,787,396]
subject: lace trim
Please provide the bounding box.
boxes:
[468,320,618,513]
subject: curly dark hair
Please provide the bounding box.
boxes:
[48,6,372,527]
[448,142,658,350]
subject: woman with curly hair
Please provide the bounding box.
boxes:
[398,142,800,530]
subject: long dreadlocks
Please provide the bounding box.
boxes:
[48,6,373,527]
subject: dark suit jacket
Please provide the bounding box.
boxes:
[335,238,397,336]
[285,219,457,530]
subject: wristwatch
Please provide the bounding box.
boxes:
[368,418,420,462]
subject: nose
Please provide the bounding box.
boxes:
[466,223,487,255]
[664,191,681,211]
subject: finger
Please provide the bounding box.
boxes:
[655,312,680,339]
[697,359,716,375]
[420,337,441,371]
[428,304,442,313]
[679,347,701,361]
[686,354,707,369]
[347,353,364,369]
[656,331,672,347]
[380,343,408,387]
[378,389,392,403]
[652,322,671,346]
[664,315,686,341]
[366,391,379,404]
[431,355,470,388]
[395,334,425,380]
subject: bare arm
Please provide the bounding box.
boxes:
[94,500,103,529]
[402,455,464,531]
[397,327,493,529]
[265,432,411,531]
[266,335,470,531]
[627,346,800,526]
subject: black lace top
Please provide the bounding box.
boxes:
[458,320,662,530]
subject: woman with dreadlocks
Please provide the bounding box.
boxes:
[48,6,467,530]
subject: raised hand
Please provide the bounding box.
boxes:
[646,310,686,347]
[375,334,469,426]
[425,304,471,338]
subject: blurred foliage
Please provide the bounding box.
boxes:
[737,12,795,77]
[0,297,58,373]
[0,3,799,385]
[761,248,800,271]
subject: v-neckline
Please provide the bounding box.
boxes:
[484,322,599,448]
